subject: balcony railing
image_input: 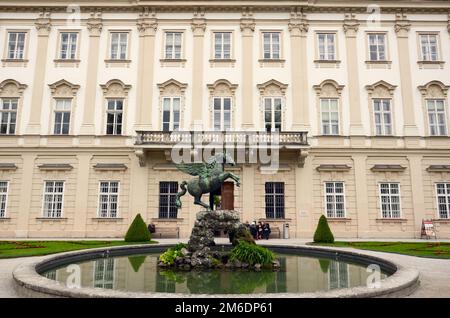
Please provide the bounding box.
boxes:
[135,131,308,147]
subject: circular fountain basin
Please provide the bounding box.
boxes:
[13,244,419,298]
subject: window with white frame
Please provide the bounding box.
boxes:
[379,183,401,218]
[213,97,231,131]
[159,182,178,219]
[325,182,346,218]
[265,182,285,219]
[264,97,282,132]
[436,183,450,219]
[373,99,392,135]
[53,99,71,135]
[59,32,78,60]
[262,32,280,59]
[427,99,447,136]
[0,98,18,134]
[109,32,128,60]
[162,97,180,131]
[7,32,25,59]
[94,258,115,289]
[0,181,8,218]
[329,261,349,289]
[98,181,119,218]
[318,33,336,60]
[214,32,231,59]
[368,33,386,61]
[42,181,64,218]
[106,99,123,135]
[165,32,182,59]
[321,98,339,135]
[419,34,439,61]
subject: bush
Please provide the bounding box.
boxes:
[128,255,147,272]
[159,243,187,265]
[230,240,275,265]
[313,215,335,243]
[124,214,151,242]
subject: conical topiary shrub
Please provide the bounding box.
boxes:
[124,213,151,242]
[313,215,335,243]
[128,255,147,272]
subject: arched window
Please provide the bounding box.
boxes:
[365,80,397,136]
[257,79,288,132]
[418,81,450,136]
[157,79,187,132]
[48,80,80,135]
[100,79,131,135]
[207,79,238,131]
[0,79,27,135]
[313,80,344,135]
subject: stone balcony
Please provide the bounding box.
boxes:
[134,130,310,167]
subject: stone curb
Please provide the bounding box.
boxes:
[12,243,420,298]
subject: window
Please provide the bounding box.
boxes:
[264,97,282,132]
[368,34,386,61]
[325,182,345,218]
[94,259,115,289]
[213,97,231,131]
[318,33,336,60]
[436,183,450,219]
[7,32,25,59]
[379,183,401,218]
[265,182,285,219]
[162,97,180,132]
[329,261,349,289]
[321,98,339,135]
[159,182,178,219]
[373,99,392,135]
[106,99,123,135]
[0,181,8,218]
[110,32,128,60]
[59,32,77,59]
[98,181,119,218]
[165,32,182,59]
[420,34,438,61]
[427,99,447,136]
[53,99,71,135]
[42,181,64,218]
[214,32,231,59]
[262,32,280,59]
[0,98,18,134]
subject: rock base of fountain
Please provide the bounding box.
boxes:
[157,210,280,271]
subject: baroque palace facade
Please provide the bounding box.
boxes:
[0,0,450,239]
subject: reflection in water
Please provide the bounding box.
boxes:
[42,253,387,294]
[93,258,115,289]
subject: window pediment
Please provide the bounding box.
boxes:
[207,79,238,97]
[100,79,131,97]
[48,79,80,97]
[365,80,396,98]
[313,79,344,97]
[0,79,27,97]
[418,81,449,98]
[257,79,288,96]
[157,79,187,96]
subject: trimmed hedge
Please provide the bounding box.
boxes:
[313,215,335,243]
[124,213,151,242]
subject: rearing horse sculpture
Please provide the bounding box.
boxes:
[175,153,240,210]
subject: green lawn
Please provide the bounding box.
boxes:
[311,241,450,259]
[0,240,157,259]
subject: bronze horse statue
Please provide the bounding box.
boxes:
[175,153,240,210]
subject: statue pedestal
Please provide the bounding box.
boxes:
[187,209,243,251]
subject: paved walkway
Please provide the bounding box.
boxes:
[1,239,450,298]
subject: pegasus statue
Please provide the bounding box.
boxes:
[175,153,240,210]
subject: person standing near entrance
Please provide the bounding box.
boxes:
[263,222,271,240]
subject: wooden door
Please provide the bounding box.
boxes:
[221,182,234,210]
